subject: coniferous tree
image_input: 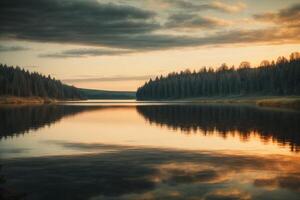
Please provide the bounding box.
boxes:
[137,52,300,100]
[0,64,83,99]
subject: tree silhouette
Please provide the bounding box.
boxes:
[137,52,300,100]
[0,64,83,99]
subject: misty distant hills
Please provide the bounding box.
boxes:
[79,88,136,99]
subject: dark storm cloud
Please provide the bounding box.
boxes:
[39,48,134,58]
[254,3,300,26]
[0,0,159,48]
[166,0,246,13]
[119,27,300,50]
[0,0,299,54]
[40,26,300,56]
[165,13,230,29]
[0,45,29,52]
[36,26,300,58]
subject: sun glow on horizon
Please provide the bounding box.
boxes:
[1,0,300,91]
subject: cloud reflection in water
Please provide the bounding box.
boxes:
[2,143,300,200]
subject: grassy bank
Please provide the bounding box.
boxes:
[185,95,300,110]
[256,98,300,110]
[0,96,58,105]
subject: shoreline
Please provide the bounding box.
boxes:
[183,95,300,110]
[139,96,300,110]
[0,96,81,106]
[194,96,300,110]
[1,95,300,110]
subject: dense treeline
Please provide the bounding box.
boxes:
[0,64,83,99]
[137,52,300,100]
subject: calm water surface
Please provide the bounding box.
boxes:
[1,100,300,200]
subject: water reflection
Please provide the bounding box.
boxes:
[137,105,300,152]
[1,104,300,153]
[1,104,300,199]
[0,105,115,139]
[2,144,300,200]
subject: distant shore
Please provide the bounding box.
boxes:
[1,95,300,110]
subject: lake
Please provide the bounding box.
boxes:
[1,100,300,200]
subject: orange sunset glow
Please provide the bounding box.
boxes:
[1,0,300,91]
[1,1,300,200]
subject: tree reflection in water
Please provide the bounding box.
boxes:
[1,104,300,199]
[0,105,109,139]
[137,105,300,152]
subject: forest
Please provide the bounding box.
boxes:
[0,64,83,99]
[136,52,300,100]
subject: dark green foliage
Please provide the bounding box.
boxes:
[136,52,300,100]
[0,64,83,99]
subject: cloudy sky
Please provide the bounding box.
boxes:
[0,0,300,91]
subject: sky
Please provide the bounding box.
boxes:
[0,0,300,91]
